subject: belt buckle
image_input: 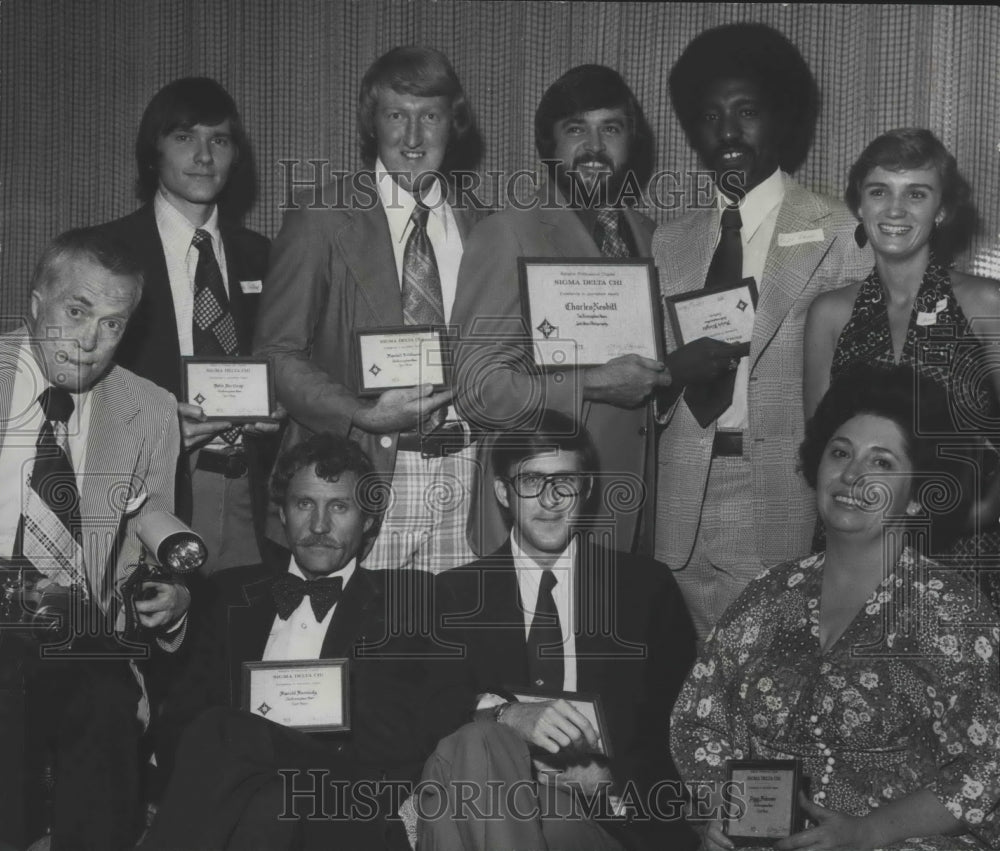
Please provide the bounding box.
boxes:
[226,453,248,478]
[420,422,468,459]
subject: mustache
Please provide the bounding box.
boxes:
[296,535,344,549]
[571,151,615,170]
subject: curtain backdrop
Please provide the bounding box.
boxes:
[2,1,999,323]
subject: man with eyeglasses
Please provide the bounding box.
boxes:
[419,410,697,851]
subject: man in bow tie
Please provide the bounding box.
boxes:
[142,433,473,850]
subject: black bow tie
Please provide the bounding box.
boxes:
[271,573,343,621]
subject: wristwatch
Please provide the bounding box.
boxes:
[493,702,513,723]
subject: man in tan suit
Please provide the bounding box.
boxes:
[254,46,484,573]
[455,65,670,557]
[654,24,871,639]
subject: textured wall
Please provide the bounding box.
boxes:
[2,1,999,321]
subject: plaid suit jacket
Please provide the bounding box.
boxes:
[653,175,871,568]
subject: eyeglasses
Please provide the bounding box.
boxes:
[502,473,591,498]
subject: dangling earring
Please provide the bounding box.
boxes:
[854,221,868,249]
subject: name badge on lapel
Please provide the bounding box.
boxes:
[777,229,825,247]
[240,280,263,294]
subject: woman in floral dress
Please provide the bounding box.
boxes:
[671,366,1000,851]
[803,129,1000,610]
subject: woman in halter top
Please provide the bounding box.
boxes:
[803,128,1000,611]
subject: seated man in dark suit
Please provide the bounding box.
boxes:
[419,410,698,850]
[141,433,472,850]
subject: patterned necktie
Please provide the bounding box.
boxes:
[401,204,446,432]
[594,209,632,259]
[526,569,564,690]
[192,229,241,445]
[19,387,88,590]
[271,573,344,621]
[685,204,744,428]
[191,229,239,357]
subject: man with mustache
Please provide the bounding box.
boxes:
[141,432,472,850]
[653,24,871,639]
[455,65,670,557]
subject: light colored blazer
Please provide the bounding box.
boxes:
[0,330,180,609]
[654,175,871,568]
[253,174,481,478]
[453,188,657,555]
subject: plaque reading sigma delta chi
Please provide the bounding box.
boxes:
[182,357,275,422]
[724,759,803,846]
[517,258,662,369]
[665,277,759,349]
[355,326,450,396]
[242,659,350,733]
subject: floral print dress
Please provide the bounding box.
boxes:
[671,550,1000,850]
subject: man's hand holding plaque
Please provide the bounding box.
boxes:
[518,258,671,408]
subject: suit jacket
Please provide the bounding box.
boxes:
[432,540,696,847]
[159,556,474,783]
[96,205,269,398]
[92,206,275,533]
[253,174,483,482]
[452,188,658,556]
[0,330,180,611]
[654,175,871,567]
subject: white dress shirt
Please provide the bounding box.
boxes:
[262,557,357,661]
[0,342,93,557]
[153,191,230,359]
[717,168,785,431]
[511,533,578,693]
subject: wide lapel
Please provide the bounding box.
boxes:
[219,220,253,353]
[657,212,717,353]
[533,186,602,259]
[750,177,836,371]
[81,368,142,589]
[622,207,655,256]
[321,566,380,658]
[572,542,615,693]
[226,574,281,701]
[0,330,28,450]
[131,207,183,373]
[337,176,404,326]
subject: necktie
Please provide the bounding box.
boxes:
[526,569,564,690]
[191,229,239,357]
[685,204,743,428]
[271,573,344,621]
[401,204,446,432]
[594,209,632,259]
[191,229,241,445]
[19,387,88,590]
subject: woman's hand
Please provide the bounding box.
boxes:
[774,794,873,851]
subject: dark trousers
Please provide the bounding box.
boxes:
[141,707,405,851]
[25,657,144,851]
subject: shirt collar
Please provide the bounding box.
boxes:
[154,190,221,248]
[510,531,576,574]
[375,158,448,245]
[287,555,357,591]
[719,168,785,242]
